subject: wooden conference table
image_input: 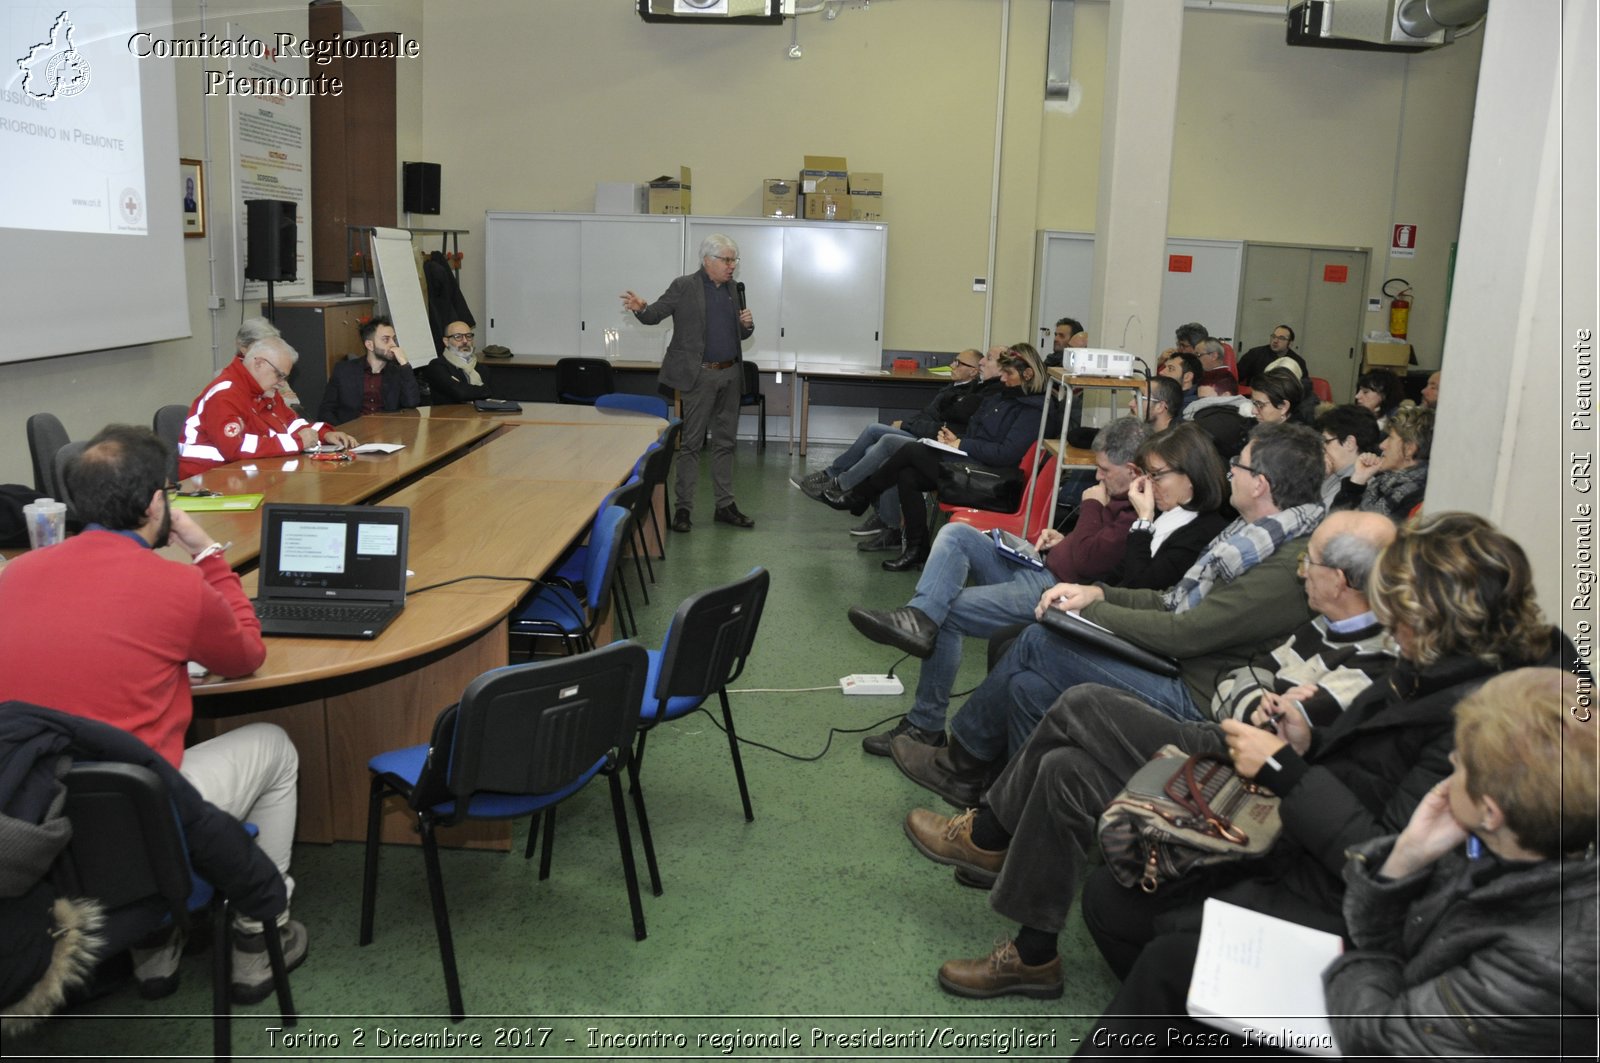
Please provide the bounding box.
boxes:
[789,362,951,457]
[185,403,666,850]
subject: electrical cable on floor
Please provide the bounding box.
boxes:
[691,707,904,762]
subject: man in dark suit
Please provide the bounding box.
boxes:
[317,315,422,425]
[622,233,755,531]
[1237,324,1308,383]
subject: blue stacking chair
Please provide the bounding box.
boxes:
[358,642,650,1021]
[547,478,645,637]
[509,505,632,655]
[594,392,670,419]
[628,568,770,894]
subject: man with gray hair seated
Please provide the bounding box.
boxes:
[233,317,303,411]
[844,416,1151,755]
[623,233,756,532]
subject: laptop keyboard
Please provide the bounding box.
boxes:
[254,601,393,623]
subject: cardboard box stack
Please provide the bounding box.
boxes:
[800,154,850,221]
[646,166,692,215]
[1361,341,1411,372]
[848,171,882,221]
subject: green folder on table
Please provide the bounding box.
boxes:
[170,493,265,512]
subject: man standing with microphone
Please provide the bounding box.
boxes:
[622,233,756,531]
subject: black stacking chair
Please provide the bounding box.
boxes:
[26,412,69,497]
[739,362,766,450]
[554,358,616,405]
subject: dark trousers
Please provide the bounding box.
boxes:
[859,442,943,542]
[986,685,1227,935]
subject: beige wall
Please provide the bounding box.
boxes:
[1,0,1481,485]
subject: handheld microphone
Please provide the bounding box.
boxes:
[735,281,747,311]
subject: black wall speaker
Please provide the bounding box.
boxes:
[245,199,297,282]
[403,161,441,214]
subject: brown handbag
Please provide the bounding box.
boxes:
[1097,744,1283,894]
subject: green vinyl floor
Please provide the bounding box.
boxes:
[13,438,1122,1062]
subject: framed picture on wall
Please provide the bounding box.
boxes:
[180,158,205,238]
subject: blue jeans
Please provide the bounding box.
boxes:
[838,431,915,527]
[948,622,1204,762]
[827,422,909,478]
[904,523,1057,732]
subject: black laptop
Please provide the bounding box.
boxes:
[251,503,410,639]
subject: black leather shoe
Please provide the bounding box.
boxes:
[881,537,931,572]
[819,486,872,515]
[890,734,995,808]
[856,528,902,552]
[847,605,938,659]
[713,503,755,528]
[671,509,692,533]
[862,716,947,757]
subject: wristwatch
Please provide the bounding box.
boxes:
[1130,519,1154,532]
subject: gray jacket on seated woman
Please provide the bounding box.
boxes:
[1325,667,1597,1060]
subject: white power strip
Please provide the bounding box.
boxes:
[839,673,904,696]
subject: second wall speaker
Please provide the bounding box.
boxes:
[245,199,297,282]
[403,162,441,215]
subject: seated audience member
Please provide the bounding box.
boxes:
[1250,366,1315,426]
[178,336,357,478]
[1182,371,1253,460]
[0,426,307,1001]
[1079,512,1571,1036]
[890,422,1326,806]
[1043,317,1086,368]
[1337,405,1433,521]
[818,346,1047,571]
[319,315,422,424]
[1316,403,1384,511]
[1323,668,1597,1059]
[421,320,491,403]
[901,510,1398,999]
[1159,321,1208,363]
[1237,324,1307,384]
[1354,367,1407,428]
[1158,351,1203,412]
[1192,338,1234,378]
[846,417,1167,754]
[1419,368,1440,408]
[232,317,304,411]
[1130,375,1182,433]
[794,347,1000,551]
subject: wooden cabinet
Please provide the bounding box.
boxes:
[266,298,374,418]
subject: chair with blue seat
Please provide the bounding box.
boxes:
[594,392,669,419]
[637,421,680,561]
[56,762,297,1062]
[357,641,650,1022]
[629,567,771,895]
[509,504,632,656]
[547,478,646,637]
[554,357,616,405]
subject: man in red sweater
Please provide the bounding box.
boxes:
[0,425,306,1003]
[178,335,357,479]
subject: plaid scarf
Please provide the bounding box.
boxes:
[1160,502,1324,614]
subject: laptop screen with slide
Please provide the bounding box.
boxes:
[253,503,410,638]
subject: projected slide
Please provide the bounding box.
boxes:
[1,0,147,234]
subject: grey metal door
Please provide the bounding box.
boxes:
[1237,243,1369,401]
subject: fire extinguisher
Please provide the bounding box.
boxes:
[1383,278,1412,340]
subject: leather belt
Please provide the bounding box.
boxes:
[701,360,736,371]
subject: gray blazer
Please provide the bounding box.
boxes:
[632,267,753,391]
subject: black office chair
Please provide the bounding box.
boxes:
[152,405,188,483]
[358,641,650,1021]
[53,441,88,514]
[26,413,69,497]
[629,567,770,894]
[554,357,616,405]
[739,362,766,450]
[57,762,297,1062]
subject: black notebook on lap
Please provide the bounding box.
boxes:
[1036,608,1182,677]
[251,504,410,639]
